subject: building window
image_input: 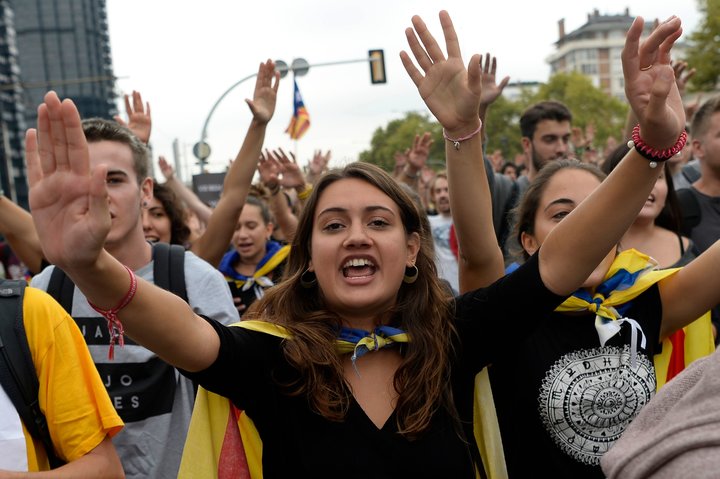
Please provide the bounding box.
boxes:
[581,63,598,74]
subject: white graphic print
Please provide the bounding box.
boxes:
[538,345,655,465]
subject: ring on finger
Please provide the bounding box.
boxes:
[640,64,653,71]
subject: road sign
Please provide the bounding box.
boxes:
[193,141,211,161]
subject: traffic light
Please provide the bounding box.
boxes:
[369,50,386,84]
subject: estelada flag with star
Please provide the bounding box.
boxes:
[285,78,310,140]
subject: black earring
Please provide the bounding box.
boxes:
[403,264,419,284]
[300,269,317,288]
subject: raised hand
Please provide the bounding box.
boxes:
[400,11,482,136]
[246,60,280,125]
[478,53,510,110]
[114,90,152,144]
[158,155,175,181]
[27,91,111,270]
[622,16,685,149]
[257,150,281,188]
[672,60,696,95]
[272,148,306,189]
[407,132,433,171]
[309,150,330,176]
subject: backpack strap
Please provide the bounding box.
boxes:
[682,162,702,184]
[0,280,65,468]
[676,188,702,238]
[46,266,74,314]
[152,243,188,302]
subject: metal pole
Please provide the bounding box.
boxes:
[199,55,381,153]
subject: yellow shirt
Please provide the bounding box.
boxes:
[22,287,123,471]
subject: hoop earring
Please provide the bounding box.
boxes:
[300,269,317,288]
[403,264,419,284]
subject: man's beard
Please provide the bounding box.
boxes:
[531,148,546,173]
[531,148,568,174]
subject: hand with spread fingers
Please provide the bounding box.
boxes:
[622,16,685,149]
[478,53,510,111]
[114,90,152,144]
[273,148,307,189]
[27,91,110,271]
[400,11,482,136]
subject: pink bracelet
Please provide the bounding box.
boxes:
[443,121,483,150]
[628,124,688,168]
[88,265,138,360]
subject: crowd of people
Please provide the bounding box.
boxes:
[1,9,720,479]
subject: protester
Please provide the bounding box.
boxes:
[602,144,715,388]
[452,14,708,477]
[0,284,123,475]
[217,194,290,315]
[142,183,192,246]
[26,10,688,479]
[29,109,239,478]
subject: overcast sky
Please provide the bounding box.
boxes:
[106,1,700,181]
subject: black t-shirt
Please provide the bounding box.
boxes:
[489,284,663,478]
[184,253,566,478]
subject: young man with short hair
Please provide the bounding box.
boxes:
[31,107,239,478]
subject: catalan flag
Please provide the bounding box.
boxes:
[285,78,310,140]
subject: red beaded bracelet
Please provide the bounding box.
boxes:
[88,265,138,360]
[628,124,688,168]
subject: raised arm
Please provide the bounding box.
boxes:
[396,133,433,192]
[540,16,686,295]
[114,90,152,144]
[257,148,300,242]
[28,92,219,373]
[191,60,280,266]
[158,156,213,225]
[305,149,330,186]
[401,11,505,290]
[477,53,510,143]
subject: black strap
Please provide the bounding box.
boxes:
[46,266,74,313]
[682,162,701,184]
[676,188,701,238]
[0,280,65,468]
[151,243,187,302]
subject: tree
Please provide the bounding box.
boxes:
[532,72,628,148]
[358,112,443,172]
[484,94,525,160]
[685,0,720,92]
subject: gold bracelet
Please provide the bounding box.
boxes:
[297,184,313,201]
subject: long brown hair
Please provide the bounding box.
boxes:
[245,162,456,436]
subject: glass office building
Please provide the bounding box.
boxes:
[0,0,116,207]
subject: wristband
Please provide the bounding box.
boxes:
[627,125,688,168]
[88,265,137,360]
[443,121,483,150]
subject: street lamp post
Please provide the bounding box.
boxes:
[194,53,385,167]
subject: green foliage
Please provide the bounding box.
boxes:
[532,71,628,146]
[358,112,444,172]
[484,95,524,159]
[361,72,628,169]
[686,0,720,92]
